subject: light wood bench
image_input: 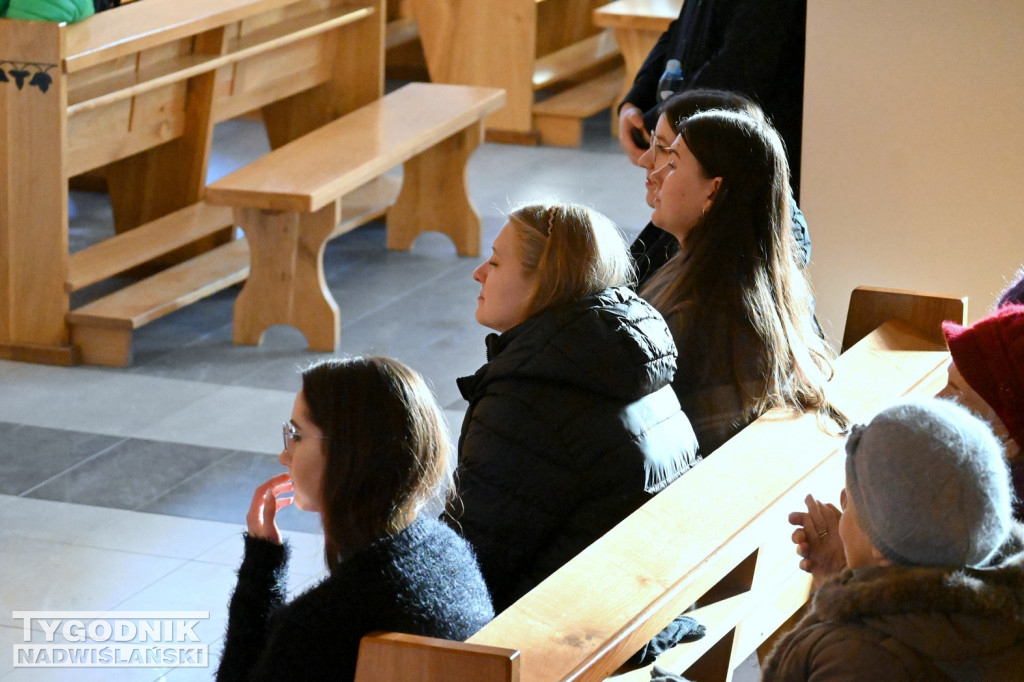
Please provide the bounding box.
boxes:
[204,82,505,352]
[347,286,966,681]
[592,0,682,115]
[412,0,624,146]
[1,0,387,367]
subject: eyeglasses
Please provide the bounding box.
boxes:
[282,422,329,452]
[648,130,671,166]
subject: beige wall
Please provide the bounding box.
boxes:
[802,0,1024,342]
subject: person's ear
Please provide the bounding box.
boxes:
[704,177,723,211]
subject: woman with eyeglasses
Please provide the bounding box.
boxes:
[632,89,811,290]
[450,202,699,612]
[217,357,493,682]
[638,109,845,456]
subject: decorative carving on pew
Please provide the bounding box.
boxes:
[0,61,56,92]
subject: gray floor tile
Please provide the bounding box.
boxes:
[0,423,124,496]
[25,439,235,510]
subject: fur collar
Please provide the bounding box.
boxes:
[815,524,1024,624]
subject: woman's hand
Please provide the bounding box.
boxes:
[788,494,845,589]
[247,473,293,545]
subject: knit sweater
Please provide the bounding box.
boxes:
[217,517,494,682]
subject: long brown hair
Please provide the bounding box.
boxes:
[641,110,845,428]
[509,202,632,318]
[301,356,452,570]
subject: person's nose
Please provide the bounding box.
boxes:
[472,263,486,283]
[638,144,655,171]
[279,447,290,467]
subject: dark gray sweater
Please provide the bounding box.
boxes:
[217,517,494,682]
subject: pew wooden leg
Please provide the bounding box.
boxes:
[388,122,483,257]
[232,205,340,351]
[0,20,73,360]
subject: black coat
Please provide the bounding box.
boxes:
[217,518,494,682]
[448,287,699,611]
[624,0,807,194]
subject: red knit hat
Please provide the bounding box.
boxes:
[942,304,1024,448]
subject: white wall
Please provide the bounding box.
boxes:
[802,0,1024,341]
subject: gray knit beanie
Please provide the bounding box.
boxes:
[845,398,1012,568]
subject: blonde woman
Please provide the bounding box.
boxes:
[449,202,699,611]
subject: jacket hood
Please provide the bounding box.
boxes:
[461,287,678,402]
[816,523,1024,664]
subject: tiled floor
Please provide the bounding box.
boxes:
[0,109,760,680]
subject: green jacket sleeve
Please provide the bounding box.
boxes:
[6,0,95,22]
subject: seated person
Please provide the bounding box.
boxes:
[631,89,810,289]
[617,0,807,196]
[775,398,1023,680]
[941,301,1024,518]
[639,109,843,455]
[450,202,698,612]
[218,357,493,682]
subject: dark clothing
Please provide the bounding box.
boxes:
[624,0,807,195]
[661,300,766,455]
[630,197,810,289]
[217,518,494,682]
[762,524,1024,681]
[450,287,699,611]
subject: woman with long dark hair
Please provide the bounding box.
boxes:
[640,109,844,455]
[218,357,493,681]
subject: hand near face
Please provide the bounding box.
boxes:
[247,473,294,545]
[788,493,845,589]
[618,104,649,166]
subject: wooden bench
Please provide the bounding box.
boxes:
[412,0,625,146]
[204,82,504,353]
[1,0,390,367]
[592,0,681,116]
[345,286,966,681]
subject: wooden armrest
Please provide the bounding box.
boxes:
[353,632,519,682]
[842,286,966,352]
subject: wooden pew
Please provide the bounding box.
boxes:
[347,287,965,681]
[0,0,384,366]
[412,0,625,146]
[204,82,504,352]
[592,0,681,115]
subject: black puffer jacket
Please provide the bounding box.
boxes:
[448,287,699,611]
